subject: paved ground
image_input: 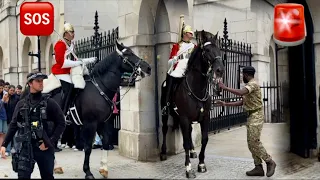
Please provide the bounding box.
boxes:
[0,123,319,179]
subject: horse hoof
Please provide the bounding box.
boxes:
[85,175,95,179]
[54,167,64,174]
[160,154,167,161]
[186,170,196,179]
[99,169,109,178]
[198,164,207,173]
[190,152,197,158]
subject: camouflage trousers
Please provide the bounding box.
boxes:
[246,111,272,165]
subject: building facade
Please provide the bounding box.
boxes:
[1,0,319,161]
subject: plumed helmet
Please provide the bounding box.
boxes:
[183,25,194,35]
[242,66,256,74]
[64,22,74,33]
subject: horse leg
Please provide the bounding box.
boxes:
[160,113,169,161]
[189,124,197,159]
[82,122,97,179]
[198,117,209,173]
[180,118,196,178]
[97,121,112,178]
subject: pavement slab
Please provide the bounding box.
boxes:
[0,123,318,179]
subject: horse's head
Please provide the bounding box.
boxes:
[115,41,152,78]
[195,30,225,80]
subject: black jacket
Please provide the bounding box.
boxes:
[4,94,20,124]
[2,92,66,149]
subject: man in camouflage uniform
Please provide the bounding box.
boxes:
[216,66,276,177]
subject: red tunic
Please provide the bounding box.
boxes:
[52,40,72,75]
[169,42,197,70]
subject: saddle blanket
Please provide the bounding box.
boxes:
[43,66,88,94]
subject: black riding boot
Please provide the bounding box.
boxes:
[60,80,74,115]
[162,74,174,115]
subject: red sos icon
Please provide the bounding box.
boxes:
[20,2,54,36]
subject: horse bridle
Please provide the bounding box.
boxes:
[116,47,144,83]
[86,47,145,123]
[184,41,222,102]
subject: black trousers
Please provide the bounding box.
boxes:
[17,146,55,179]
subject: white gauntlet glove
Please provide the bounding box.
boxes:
[80,57,98,65]
[62,59,83,68]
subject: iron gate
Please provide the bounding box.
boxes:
[209,18,252,133]
[73,11,120,145]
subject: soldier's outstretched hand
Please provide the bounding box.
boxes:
[218,81,227,90]
[215,100,225,106]
[0,146,6,159]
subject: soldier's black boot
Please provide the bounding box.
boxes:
[246,164,264,176]
[266,159,276,177]
[60,81,74,116]
[162,75,174,115]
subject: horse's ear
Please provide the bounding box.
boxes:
[115,40,124,50]
[213,31,218,41]
[211,31,219,45]
[201,30,209,43]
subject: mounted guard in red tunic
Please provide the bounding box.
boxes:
[162,23,197,115]
[43,22,97,116]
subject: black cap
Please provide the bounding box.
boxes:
[27,72,48,83]
[242,66,255,74]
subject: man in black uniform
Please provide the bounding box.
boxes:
[0,72,66,179]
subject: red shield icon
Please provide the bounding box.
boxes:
[273,3,305,46]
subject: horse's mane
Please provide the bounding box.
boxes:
[92,51,119,76]
[186,45,201,72]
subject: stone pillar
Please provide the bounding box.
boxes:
[118,44,159,161]
[117,0,158,161]
[118,0,201,161]
[2,2,19,85]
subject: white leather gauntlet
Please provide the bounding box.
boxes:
[80,57,97,65]
[62,59,83,68]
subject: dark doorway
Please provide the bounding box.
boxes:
[287,0,317,158]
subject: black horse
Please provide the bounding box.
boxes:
[160,30,225,178]
[46,41,152,179]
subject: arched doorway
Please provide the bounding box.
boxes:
[287,0,317,158]
[269,45,275,82]
[39,36,47,72]
[21,37,33,84]
[46,44,54,74]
